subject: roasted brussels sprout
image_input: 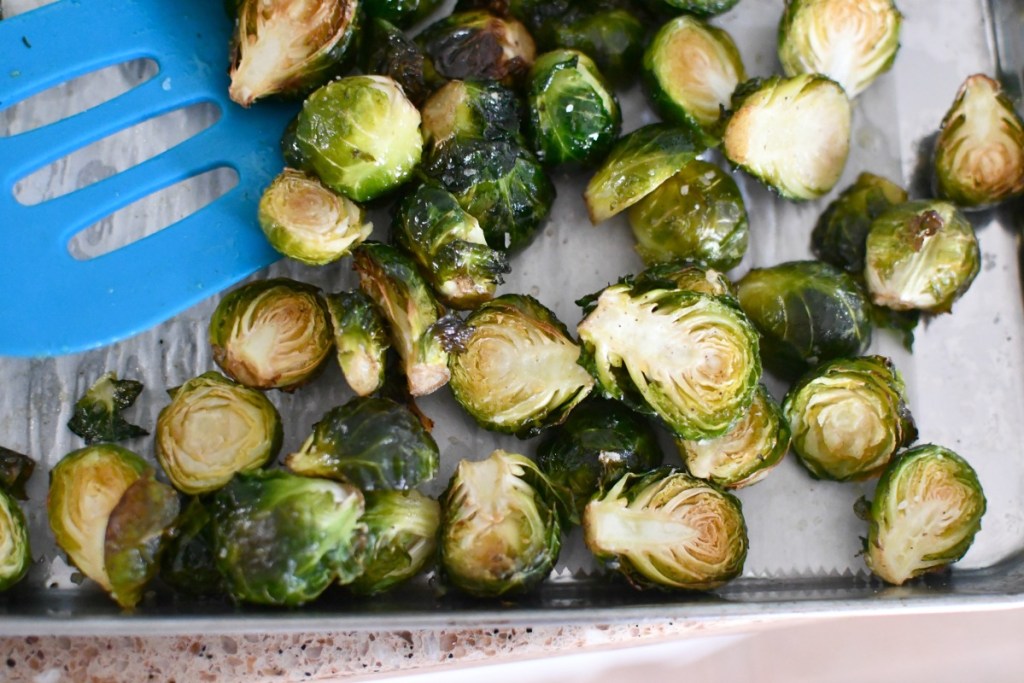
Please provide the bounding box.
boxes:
[577,281,760,440]
[525,49,621,167]
[634,261,735,298]
[0,446,35,501]
[286,397,440,490]
[862,444,986,585]
[325,290,391,396]
[933,74,1024,209]
[0,490,30,591]
[420,80,523,151]
[349,490,440,596]
[440,450,563,597]
[155,372,283,495]
[392,184,510,309]
[649,0,740,17]
[449,294,595,437]
[643,16,746,146]
[722,75,851,200]
[676,384,789,489]
[364,0,442,28]
[209,278,333,391]
[811,172,908,273]
[778,0,901,98]
[229,0,359,106]
[864,200,980,314]
[67,372,148,445]
[585,123,705,224]
[417,11,536,86]
[547,7,645,87]
[736,260,872,379]
[258,168,372,266]
[353,243,451,396]
[535,398,663,516]
[783,355,916,481]
[360,18,431,106]
[210,470,367,606]
[294,75,423,202]
[583,468,747,590]
[159,498,225,597]
[628,160,748,270]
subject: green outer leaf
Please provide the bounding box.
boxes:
[549,8,645,87]
[325,290,391,396]
[360,17,431,105]
[0,490,31,591]
[654,0,740,17]
[159,497,225,598]
[420,80,524,152]
[364,0,444,28]
[0,446,36,501]
[67,372,148,445]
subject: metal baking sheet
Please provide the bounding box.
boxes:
[2,0,1024,634]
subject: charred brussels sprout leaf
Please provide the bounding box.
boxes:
[778,0,901,98]
[229,0,359,106]
[364,0,443,28]
[863,445,986,585]
[736,260,872,379]
[633,261,736,299]
[360,18,431,106]
[210,470,367,606]
[811,172,908,273]
[421,80,523,151]
[440,450,563,597]
[295,75,423,202]
[418,11,536,86]
[349,490,441,596]
[548,7,645,88]
[643,16,746,146]
[209,278,333,391]
[155,372,283,495]
[783,355,917,481]
[67,372,148,445]
[449,294,595,437]
[0,446,35,501]
[286,397,440,491]
[864,200,980,314]
[934,74,1024,209]
[583,468,747,590]
[628,160,748,271]
[526,49,621,167]
[723,75,851,200]
[159,498,225,597]
[0,490,30,591]
[325,291,391,397]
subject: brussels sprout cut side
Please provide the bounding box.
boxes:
[0,490,30,591]
[67,372,148,445]
[350,490,441,596]
[325,291,391,397]
[418,11,536,86]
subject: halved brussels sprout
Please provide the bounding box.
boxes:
[778,0,901,98]
[0,490,30,591]
[420,80,523,151]
[364,0,442,28]
[651,0,740,17]
[627,160,748,271]
[210,470,367,606]
[934,74,1024,209]
[155,372,283,495]
[295,75,423,202]
[67,372,148,445]
[634,261,735,299]
[548,7,646,88]
[392,184,510,309]
[862,444,986,585]
[417,11,536,86]
[440,450,563,597]
[535,398,664,517]
[159,498,225,597]
[353,243,450,396]
[643,16,746,146]
[525,49,621,167]
[676,384,789,489]
[577,282,761,440]
[783,355,917,481]
[722,75,851,200]
[349,490,441,596]
[360,18,431,107]
[325,290,391,397]
[286,397,440,491]
[864,200,980,314]
[229,0,359,107]
[736,260,872,379]
[0,446,36,501]
[258,168,372,266]
[811,172,908,273]
[449,294,595,437]
[583,468,747,590]
[209,278,333,392]
[585,124,705,224]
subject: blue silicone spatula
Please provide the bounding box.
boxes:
[0,0,295,357]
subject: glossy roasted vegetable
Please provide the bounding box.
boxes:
[0,490,30,591]
[210,470,367,606]
[862,444,986,585]
[418,11,536,86]
[778,0,901,98]
[0,446,36,501]
[364,0,442,28]
[67,372,148,445]
[159,497,225,597]
[420,80,523,151]
[440,450,564,597]
[325,290,391,396]
[933,74,1024,209]
[155,372,283,495]
[547,7,645,87]
[449,294,594,437]
[722,75,851,200]
[229,0,359,106]
[209,278,333,392]
[583,468,747,590]
[649,0,740,17]
[736,260,872,379]
[360,17,431,106]
[783,355,917,481]
[627,160,748,270]
[633,261,735,298]
[863,200,980,314]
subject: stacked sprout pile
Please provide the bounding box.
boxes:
[7,0,1024,607]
